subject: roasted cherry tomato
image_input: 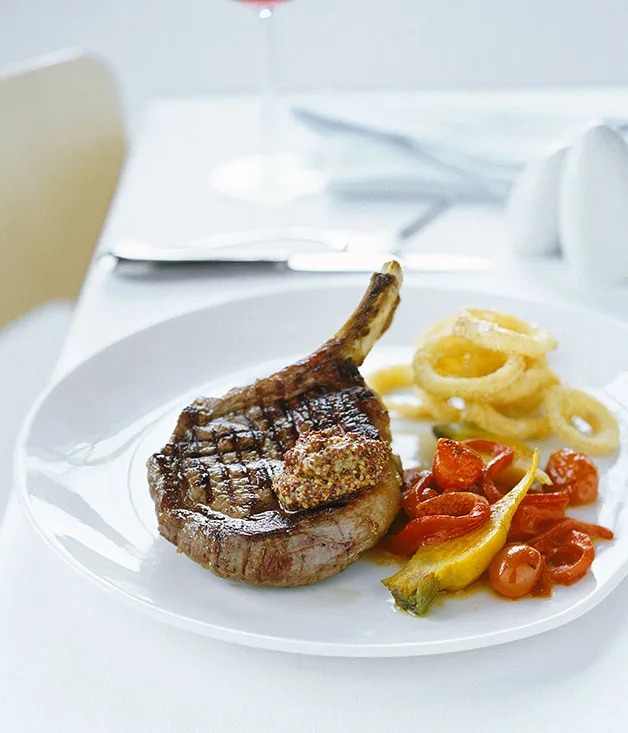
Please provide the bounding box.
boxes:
[463,439,515,480]
[531,556,552,598]
[432,438,484,491]
[481,475,505,504]
[489,544,544,599]
[529,518,613,551]
[462,440,515,504]
[507,491,570,541]
[529,519,612,585]
[544,530,595,586]
[401,470,439,518]
[546,449,599,506]
[387,492,490,556]
[403,467,427,487]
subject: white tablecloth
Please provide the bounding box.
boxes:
[3,94,628,732]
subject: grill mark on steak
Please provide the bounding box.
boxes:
[198,457,214,504]
[244,408,266,459]
[279,398,298,443]
[147,263,404,586]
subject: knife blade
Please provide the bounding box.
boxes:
[106,245,493,274]
[107,200,452,266]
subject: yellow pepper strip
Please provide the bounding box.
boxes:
[382,450,539,616]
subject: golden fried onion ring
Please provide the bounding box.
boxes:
[463,401,551,441]
[366,364,413,395]
[433,342,506,379]
[382,395,460,422]
[500,391,546,416]
[412,388,461,422]
[375,308,621,457]
[366,365,460,421]
[490,357,559,405]
[413,335,526,400]
[545,385,620,456]
[453,308,557,358]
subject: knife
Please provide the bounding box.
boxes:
[106,244,493,274]
[107,199,453,267]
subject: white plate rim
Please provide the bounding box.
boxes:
[14,278,628,657]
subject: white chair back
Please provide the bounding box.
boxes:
[0,50,126,327]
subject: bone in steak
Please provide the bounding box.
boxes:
[147,261,403,586]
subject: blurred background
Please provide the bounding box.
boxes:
[2,0,627,127]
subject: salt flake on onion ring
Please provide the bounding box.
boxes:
[545,385,619,456]
[453,308,557,358]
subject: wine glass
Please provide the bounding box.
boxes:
[210,0,326,207]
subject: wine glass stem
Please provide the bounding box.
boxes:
[259,6,278,183]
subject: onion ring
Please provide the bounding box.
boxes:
[453,308,557,358]
[433,344,506,379]
[367,364,460,421]
[490,357,559,405]
[413,335,526,400]
[381,398,431,420]
[367,364,461,421]
[383,390,460,421]
[367,364,413,395]
[413,388,461,422]
[545,385,619,456]
[463,401,551,440]
[499,390,546,415]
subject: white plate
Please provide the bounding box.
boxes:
[16,282,628,657]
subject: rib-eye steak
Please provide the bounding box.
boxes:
[147,262,403,586]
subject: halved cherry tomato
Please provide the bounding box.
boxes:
[529,518,613,553]
[387,492,490,556]
[432,438,484,491]
[508,507,565,542]
[462,440,515,504]
[522,492,571,508]
[401,470,439,518]
[528,518,613,586]
[565,518,614,540]
[463,439,515,480]
[531,556,552,597]
[489,544,544,599]
[544,530,595,585]
[507,490,571,541]
[481,475,505,504]
[403,467,427,487]
[546,449,599,506]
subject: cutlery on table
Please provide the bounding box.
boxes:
[293,106,519,199]
[107,198,452,267]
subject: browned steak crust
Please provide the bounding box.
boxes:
[147,264,403,586]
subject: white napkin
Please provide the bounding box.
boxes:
[293,93,628,201]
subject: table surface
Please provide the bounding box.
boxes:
[3,93,628,732]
